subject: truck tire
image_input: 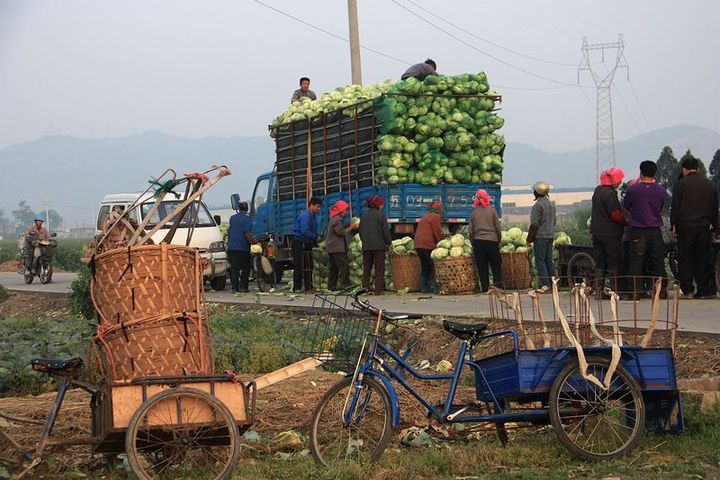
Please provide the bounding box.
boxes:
[210,275,227,291]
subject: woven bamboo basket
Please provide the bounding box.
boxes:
[94,314,214,382]
[389,253,422,292]
[433,256,478,295]
[91,243,201,325]
[500,251,532,289]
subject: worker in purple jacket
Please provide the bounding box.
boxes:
[622,160,668,282]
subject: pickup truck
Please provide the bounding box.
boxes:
[246,93,503,278]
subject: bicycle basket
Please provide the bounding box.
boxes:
[293,293,383,372]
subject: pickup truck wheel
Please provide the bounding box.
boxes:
[210,275,227,291]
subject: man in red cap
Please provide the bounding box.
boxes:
[324,200,358,291]
[415,201,443,293]
[591,167,627,295]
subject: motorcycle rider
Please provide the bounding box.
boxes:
[25,215,50,274]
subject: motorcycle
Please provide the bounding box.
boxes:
[18,233,57,284]
[250,235,277,292]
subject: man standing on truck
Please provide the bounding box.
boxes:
[671,156,719,299]
[325,200,358,291]
[292,196,323,292]
[291,77,317,103]
[401,59,438,81]
[359,195,391,295]
[227,202,256,293]
[590,167,627,296]
[527,182,556,293]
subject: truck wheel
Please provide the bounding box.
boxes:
[210,275,227,291]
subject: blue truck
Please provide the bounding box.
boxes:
[248,95,502,277]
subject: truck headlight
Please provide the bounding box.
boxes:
[209,241,225,253]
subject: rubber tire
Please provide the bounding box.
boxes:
[310,376,393,467]
[209,275,227,291]
[24,274,33,285]
[549,355,645,461]
[567,252,595,284]
[125,387,240,480]
[39,261,52,284]
[254,256,268,292]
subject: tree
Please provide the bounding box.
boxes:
[656,146,679,191]
[709,149,720,192]
[0,209,9,236]
[680,149,707,177]
[12,200,35,235]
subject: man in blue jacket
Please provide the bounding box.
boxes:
[227,202,256,293]
[292,196,323,292]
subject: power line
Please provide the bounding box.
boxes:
[253,0,411,65]
[390,0,577,87]
[626,81,661,145]
[403,0,578,67]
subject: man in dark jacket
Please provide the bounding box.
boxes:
[325,200,358,291]
[227,202,256,293]
[359,195,391,295]
[292,196,322,292]
[671,157,719,298]
[401,59,438,81]
[591,167,627,293]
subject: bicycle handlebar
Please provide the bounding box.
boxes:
[352,289,423,322]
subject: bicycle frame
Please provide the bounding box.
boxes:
[345,324,553,427]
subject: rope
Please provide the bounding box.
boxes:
[639,277,663,348]
[148,177,181,198]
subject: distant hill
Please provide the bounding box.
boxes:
[1,125,718,225]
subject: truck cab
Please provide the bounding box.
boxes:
[97,193,229,290]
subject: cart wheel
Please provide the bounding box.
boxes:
[567,253,595,284]
[549,355,645,461]
[310,376,393,467]
[125,387,240,480]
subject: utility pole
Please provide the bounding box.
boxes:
[347,0,363,85]
[45,195,50,232]
[578,34,629,180]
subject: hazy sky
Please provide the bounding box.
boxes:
[1,0,718,151]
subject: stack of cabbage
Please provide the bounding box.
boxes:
[500,227,529,253]
[271,81,394,127]
[553,231,572,247]
[343,234,394,291]
[430,234,473,260]
[312,242,329,290]
[376,73,504,185]
[391,236,415,254]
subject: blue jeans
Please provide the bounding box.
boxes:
[534,238,557,287]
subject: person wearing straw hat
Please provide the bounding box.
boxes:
[325,200,358,291]
[359,195,391,295]
[468,189,502,292]
[415,201,443,293]
[527,181,556,293]
[591,167,627,296]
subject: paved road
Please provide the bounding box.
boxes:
[1,272,718,335]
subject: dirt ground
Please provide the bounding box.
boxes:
[0,260,19,273]
[0,291,71,319]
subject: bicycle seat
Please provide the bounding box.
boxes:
[443,320,488,341]
[31,357,84,375]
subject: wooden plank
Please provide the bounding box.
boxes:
[254,357,323,391]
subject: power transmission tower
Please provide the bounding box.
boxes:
[578,34,629,180]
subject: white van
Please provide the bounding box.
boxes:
[97,193,229,290]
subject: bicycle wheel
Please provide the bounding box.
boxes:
[310,376,393,467]
[549,355,645,461]
[125,387,240,480]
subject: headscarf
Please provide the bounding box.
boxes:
[366,195,384,209]
[330,200,349,217]
[427,201,441,213]
[472,189,490,208]
[600,167,625,187]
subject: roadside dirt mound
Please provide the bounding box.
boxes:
[0,260,19,272]
[0,291,70,318]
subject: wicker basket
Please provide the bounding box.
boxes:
[500,251,532,289]
[433,256,478,295]
[389,253,422,292]
[91,243,202,325]
[94,314,214,382]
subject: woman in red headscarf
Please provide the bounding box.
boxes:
[590,167,627,295]
[325,200,359,291]
[468,189,502,292]
[415,201,443,292]
[359,195,391,294]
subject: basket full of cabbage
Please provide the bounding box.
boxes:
[388,236,421,292]
[428,234,478,294]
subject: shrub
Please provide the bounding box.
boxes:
[69,264,97,321]
[0,284,8,303]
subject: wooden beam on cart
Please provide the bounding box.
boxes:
[253,357,325,390]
